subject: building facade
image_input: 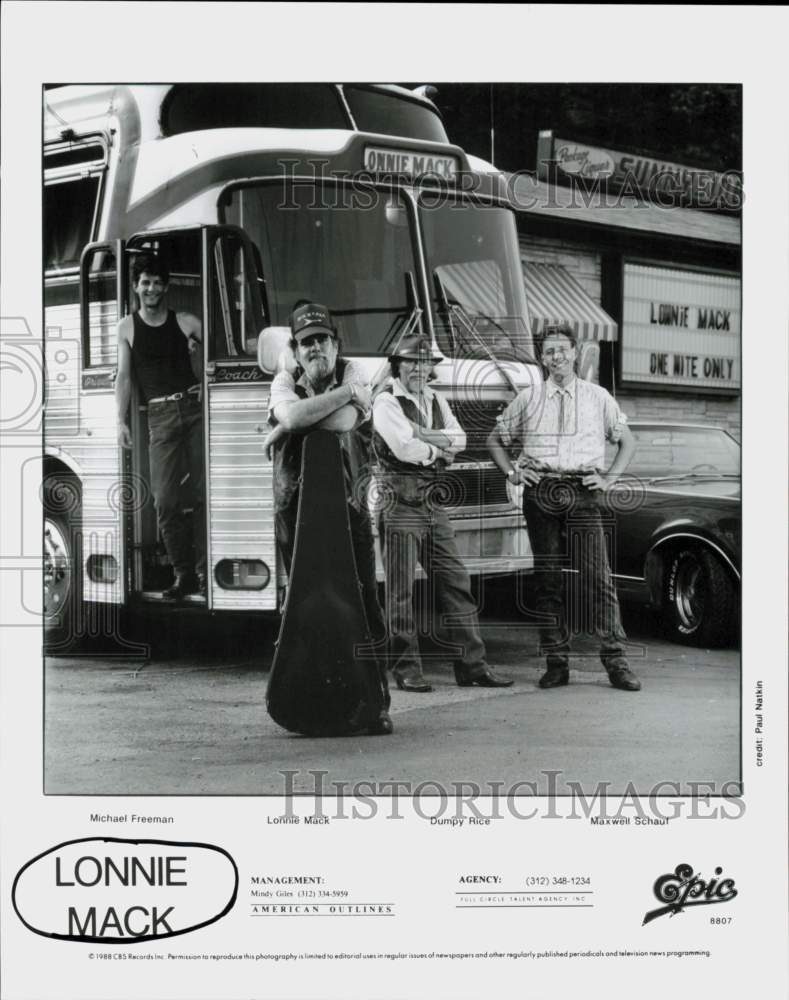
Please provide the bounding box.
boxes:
[509,159,741,440]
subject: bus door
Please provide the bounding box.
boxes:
[121,225,275,611]
[64,241,126,626]
[200,226,278,612]
[119,228,203,602]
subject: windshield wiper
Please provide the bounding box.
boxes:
[433,270,457,354]
[432,270,521,396]
[378,271,424,356]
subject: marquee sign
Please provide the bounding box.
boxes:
[620,263,740,391]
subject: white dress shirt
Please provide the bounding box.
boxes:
[496,375,627,471]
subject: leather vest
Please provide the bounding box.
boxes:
[373,387,448,507]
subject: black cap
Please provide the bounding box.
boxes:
[290,302,336,341]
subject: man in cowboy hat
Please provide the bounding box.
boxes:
[372,334,512,693]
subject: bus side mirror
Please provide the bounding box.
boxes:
[257,326,294,374]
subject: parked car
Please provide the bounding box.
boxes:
[606,423,740,647]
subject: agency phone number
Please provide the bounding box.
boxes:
[524,877,592,887]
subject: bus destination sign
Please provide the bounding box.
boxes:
[363,145,459,180]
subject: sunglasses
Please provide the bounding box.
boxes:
[298,332,334,348]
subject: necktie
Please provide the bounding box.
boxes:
[557,389,566,435]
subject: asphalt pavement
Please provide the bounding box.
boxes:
[43,598,740,797]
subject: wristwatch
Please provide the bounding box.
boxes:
[506,466,516,480]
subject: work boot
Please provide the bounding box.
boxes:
[393,667,432,693]
[162,572,199,601]
[538,666,570,689]
[454,663,513,688]
[607,665,641,691]
[368,709,394,736]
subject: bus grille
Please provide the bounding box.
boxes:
[449,398,509,462]
[438,465,510,511]
[419,398,513,511]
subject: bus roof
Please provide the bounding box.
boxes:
[43,83,445,145]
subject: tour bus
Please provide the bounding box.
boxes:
[43,83,540,646]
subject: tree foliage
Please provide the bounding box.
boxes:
[432,84,741,175]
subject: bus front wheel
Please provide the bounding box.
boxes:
[43,475,83,652]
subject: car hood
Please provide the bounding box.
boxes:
[645,478,741,500]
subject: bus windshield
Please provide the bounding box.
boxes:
[162,84,348,134]
[419,199,534,363]
[343,86,448,143]
[225,183,420,355]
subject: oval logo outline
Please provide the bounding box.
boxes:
[556,143,615,179]
[11,836,239,944]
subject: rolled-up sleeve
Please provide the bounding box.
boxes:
[495,391,528,447]
[436,394,466,452]
[340,359,372,423]
[602,391,628,443]
[268,371,298,425]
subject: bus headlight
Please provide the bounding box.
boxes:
[214,559,270,591]
[86,554,118,584]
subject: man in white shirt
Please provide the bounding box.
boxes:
[487,323,640,692]
[373,335,512,693]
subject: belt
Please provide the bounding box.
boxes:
[148,385,200,406]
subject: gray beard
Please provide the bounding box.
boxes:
[305,358,334,391]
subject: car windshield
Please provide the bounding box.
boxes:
[419,199,534,363]
[622,426,741,479]
[224,183,420,354]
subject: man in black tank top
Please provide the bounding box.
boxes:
[116,253,205,600]
[372,336,512,693]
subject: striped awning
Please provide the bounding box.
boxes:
[437,260,505,318]
[524,262,618,342]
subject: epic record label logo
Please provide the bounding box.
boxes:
[642,863,737,925]
[12,838,238,943]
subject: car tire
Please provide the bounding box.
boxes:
[662,545,737,648]
[43,475,83,652]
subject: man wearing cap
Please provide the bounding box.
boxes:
[372,334,512,693]
[116,253,206,601]
[487,323,641,692]
[267,301,392,735]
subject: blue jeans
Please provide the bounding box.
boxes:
[147,397,205,579]
[379,500,487,677]
[523,481,627,669]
